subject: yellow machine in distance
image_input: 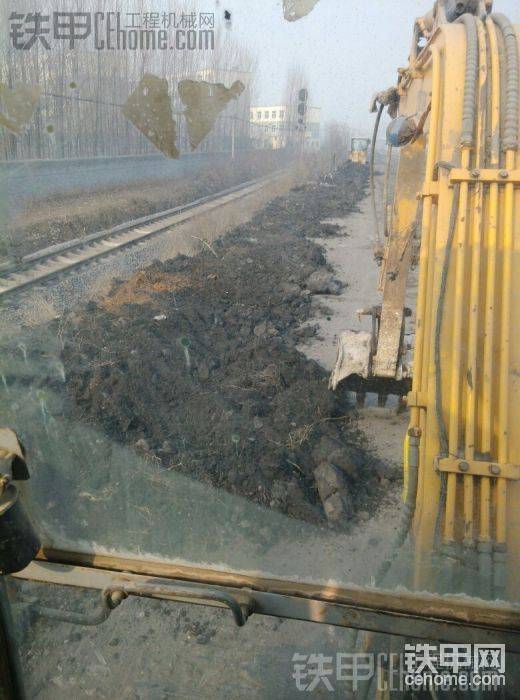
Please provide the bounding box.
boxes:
[349,136,371,164]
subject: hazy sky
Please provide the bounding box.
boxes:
[218,0,519,131]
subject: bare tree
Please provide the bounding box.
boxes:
[0,0,257,160]
[282,64,308,151]
[323,120,350,156]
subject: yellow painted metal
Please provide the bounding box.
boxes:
[403,431,410,501]
[481,17,501,455]
[447,147,470,461]
[464,17,487,549]
[494,145,517,554]
[394,16,520,600]
[437,457,520,480]
[449,167,520,183]
[372,137,424,377]
[463,475,475,543]
[371,51,430,380]
[444,474,458,545]
[407,48,440,560]
[480,476,492,542]
[479,15,501,558]
[409,31,462,572]
[496,477,508,544]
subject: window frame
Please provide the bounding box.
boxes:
[11,548,520,653]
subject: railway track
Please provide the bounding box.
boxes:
[0,173,281,298]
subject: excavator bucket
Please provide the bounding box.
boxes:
[329,330,372,390]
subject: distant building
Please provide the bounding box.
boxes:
[249,105,287,149]
[249,104,321,151]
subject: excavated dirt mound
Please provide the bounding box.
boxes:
[59,163,383,527]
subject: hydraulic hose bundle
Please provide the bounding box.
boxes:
[355,10,519,695]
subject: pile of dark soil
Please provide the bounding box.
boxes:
[59,162,381,526]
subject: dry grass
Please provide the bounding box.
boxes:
[102,269,199,310]
[286,423,314,449]
[6,152,289,259]
[8,177,214,257]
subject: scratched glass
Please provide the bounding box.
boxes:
[3,578,394,699]
[0,0,519,636]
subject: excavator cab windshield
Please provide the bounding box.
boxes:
[1,0,519,697]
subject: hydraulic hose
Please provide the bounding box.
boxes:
[490,12,518,599]
[370,102,384,254]
[375,428,420,585]
[456,14,479,146]
[432,184,461,550]
[491,13,519,150]
[383,144,393,237]
[434,183,461,459]
[432,15,479,548]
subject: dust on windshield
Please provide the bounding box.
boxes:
[1,0,519,615]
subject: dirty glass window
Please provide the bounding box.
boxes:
[0,579,410,699]
[0,0,519,635]
[6,578,519,698]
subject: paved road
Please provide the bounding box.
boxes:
[0,152,232,211]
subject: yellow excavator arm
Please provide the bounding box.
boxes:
[404,6,520,602]
[393,3,520,600]
[335,0,520,602]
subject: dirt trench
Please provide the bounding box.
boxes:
[54,162,387,527]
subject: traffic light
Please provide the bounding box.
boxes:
[297,88,308,129]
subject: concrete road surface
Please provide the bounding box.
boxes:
[0,152,232,214]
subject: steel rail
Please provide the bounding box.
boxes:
[0,172,283,298]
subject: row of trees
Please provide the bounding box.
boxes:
[322,120,351,158]
[0,0,350,162]
[0,0,257,160]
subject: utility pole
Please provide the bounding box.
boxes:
[231,117,236,161]
[297,88,308,159]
